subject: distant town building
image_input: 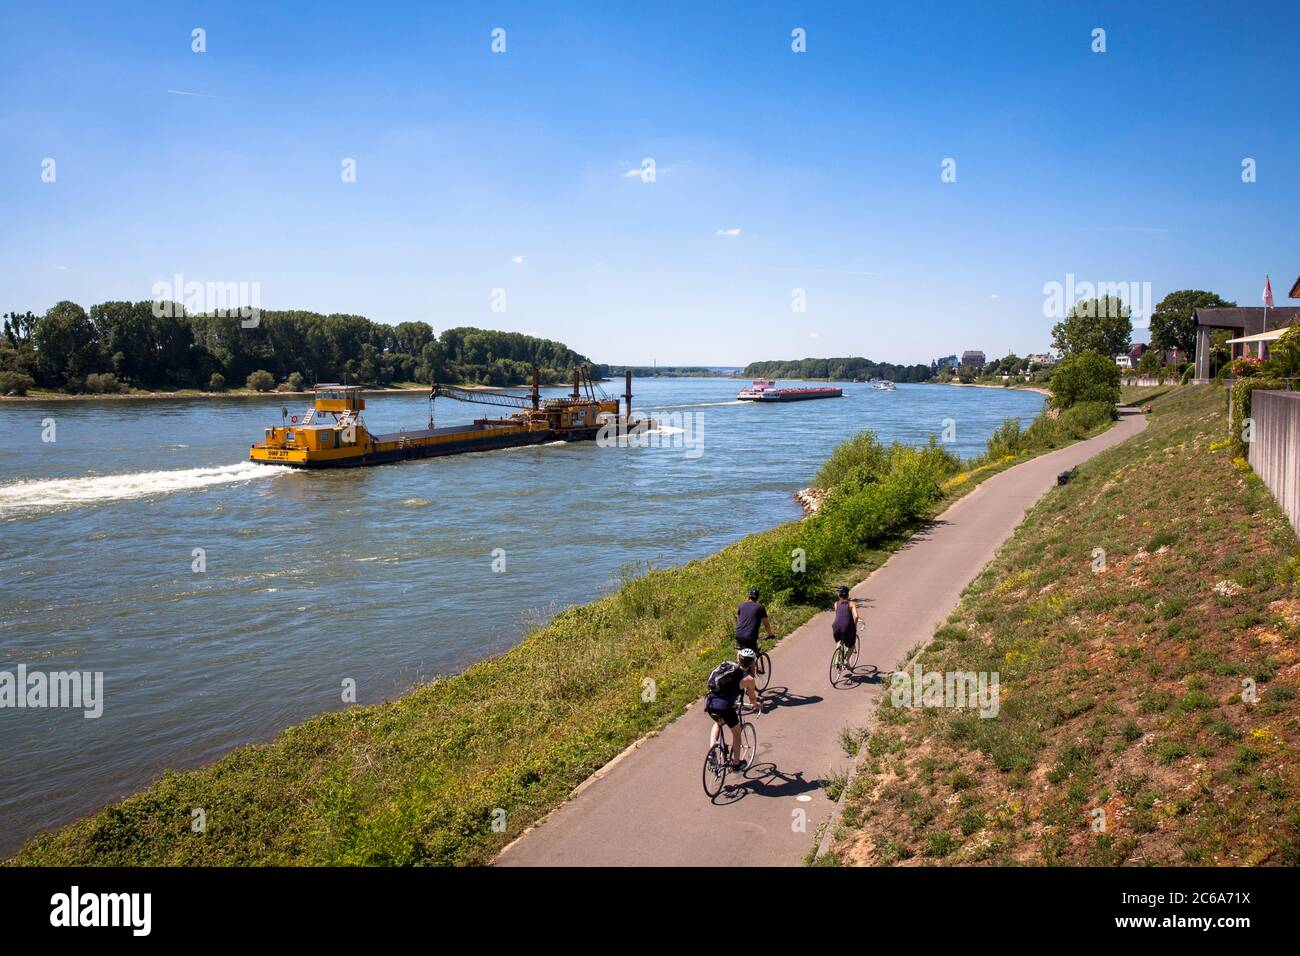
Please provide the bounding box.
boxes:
[1116,343,1148,369]
[931,354,959,371]
[960,350,986,368]
[1024,352,1056,368]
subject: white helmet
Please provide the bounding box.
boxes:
[737,647,757,662]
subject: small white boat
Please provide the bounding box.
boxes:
[870,380,896,391]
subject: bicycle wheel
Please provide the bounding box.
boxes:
[739,721,757,770]
[847,638,860,671]
[754,652,772,692]
[829,643,843,686]
[702,741,727,798]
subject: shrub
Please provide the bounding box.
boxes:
[208,372,226,391]
[1049,351,1121,409]
[814,430,891,490]
[246,370,275,392]
[745,441,953,603]
[1266,325,1300,379]
[0,371,35,395]
[1056,401,1116,439]
[1228,357,1263,378]
[985,418,1024,459]
[286,371,305,391]
[1022,415,1066,450]
[84,372,123,394]
[1229,377,1282,455]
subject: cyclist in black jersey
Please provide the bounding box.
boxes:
[705,647,761,769]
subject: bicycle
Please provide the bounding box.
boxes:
[751,649,772,692]
[702,697,758,798]
[829,617,864,686]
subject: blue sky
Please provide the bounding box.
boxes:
[2,1,1297,366]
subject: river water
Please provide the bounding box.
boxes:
[0,378,1042,852]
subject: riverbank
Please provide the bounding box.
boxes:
[0,382,544,403]
[945,381,1052,398]
[824,384,1300,866]
[8,391,1108,866]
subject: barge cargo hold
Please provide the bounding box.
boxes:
[249,370,649,469]
[737,379,843,402]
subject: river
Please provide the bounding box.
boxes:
[0,378,1042,852]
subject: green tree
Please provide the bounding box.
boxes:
[34,301,100,388]
[1148,290,1235,358]
[1049,350,1120,409]
[1136,350,1161,377]
[1051,297,1132,358]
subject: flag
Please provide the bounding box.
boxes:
[1264,275,1274,307]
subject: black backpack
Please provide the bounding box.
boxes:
[707,660,743,696]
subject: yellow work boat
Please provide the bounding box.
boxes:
[249,369,645,469]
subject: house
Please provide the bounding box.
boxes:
[1116,343,1148,369]
[1024,352,1056,368]
[931,354,960,371]
[960,350,986,368]
[1193,306,1300,381]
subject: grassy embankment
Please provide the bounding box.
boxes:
[10,394,1115,867]
[824,384,1300,865]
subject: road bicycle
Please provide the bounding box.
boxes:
[750,649,772,692]
[702,698,758,798]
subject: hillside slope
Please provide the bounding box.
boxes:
[828,385,1300,866]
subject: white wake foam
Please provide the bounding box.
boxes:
[0,462,292,516]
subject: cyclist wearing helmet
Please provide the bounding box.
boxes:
[705,647,762,769]
[832,585,859,649]
[736,587,774,660]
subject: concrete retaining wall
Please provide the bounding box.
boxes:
[1249,390,1300,533]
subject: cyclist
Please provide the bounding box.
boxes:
[736,587,774,667]
[705,647,762,770]
[832,585,859,659]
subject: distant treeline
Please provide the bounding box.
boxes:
[605,366,739,378]
[0,301,598,394]
[743,356,933,383]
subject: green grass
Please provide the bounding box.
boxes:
[831,384,1300,866]
[1119,384,1178,405]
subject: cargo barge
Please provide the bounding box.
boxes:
[737,379,843,402]
[249,370,650,469]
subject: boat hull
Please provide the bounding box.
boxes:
[738,390,842,402]
[251,424,605,469]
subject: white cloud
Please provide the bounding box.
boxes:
[511,255,524,264]
[716,227,741,237]
[990,293,999,300]
[808,331,819,339]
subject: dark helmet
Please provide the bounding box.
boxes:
[837,585,849,598]
[747,587,760,600]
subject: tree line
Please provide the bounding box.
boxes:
[742,356,933,382]
[0,301,598,394]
